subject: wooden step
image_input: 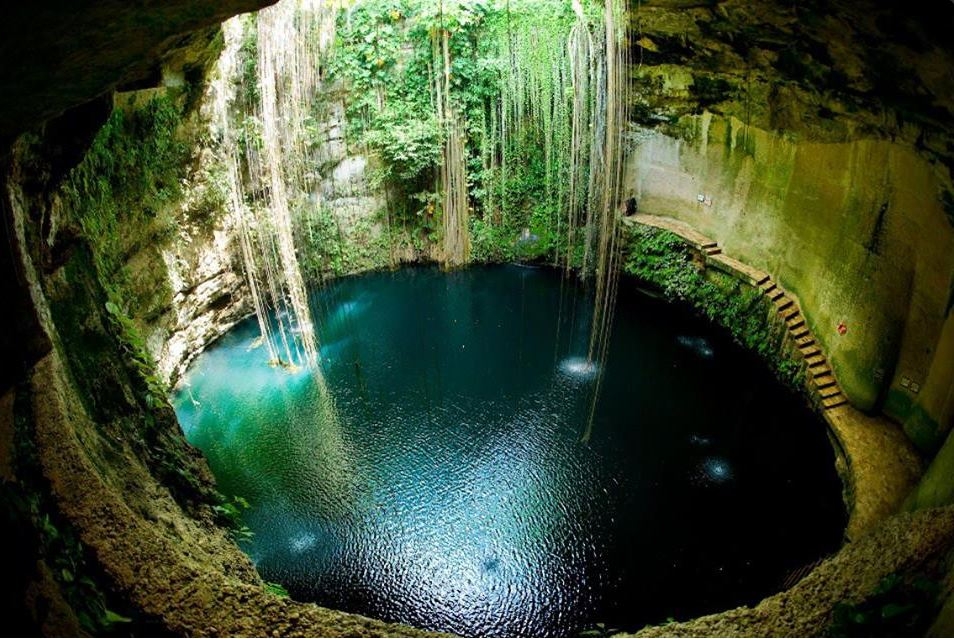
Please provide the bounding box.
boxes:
[795,335,815,348]
[813,374,836,389]
[800,345,821,358]
[775,297,794,312]
[811,366,831,378]
[700,240,718,249]
[791,326,809,339]
[704,246,722,256]
[818,385,841,399]
[756,273,771,286]
[823,396,848,409]
[780,306,800,321]
[759,278,775,291]
[806,354,826,367]
[768,288,785,302]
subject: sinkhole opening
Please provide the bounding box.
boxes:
[173,264,846,637]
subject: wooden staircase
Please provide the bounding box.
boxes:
[756,274,847,409]
[625,214,849,411]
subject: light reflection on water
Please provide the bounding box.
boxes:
[174,265,845,636]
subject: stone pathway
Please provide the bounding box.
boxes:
[624,213,923,539]
[627,214,847,409]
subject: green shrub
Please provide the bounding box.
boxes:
[623,225,798,387]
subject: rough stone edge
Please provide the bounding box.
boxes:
[31,349,442,637]
[5,117,439,636]
[32,204,927,636]
[630,506,954,637]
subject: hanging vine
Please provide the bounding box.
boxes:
[212,0,337,371]
[214,0,631,436]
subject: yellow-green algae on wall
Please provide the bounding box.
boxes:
[908,429,954,512]
[906,312,954,510]
[626,113,954,451]
[900,310,954,452]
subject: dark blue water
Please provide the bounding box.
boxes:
[174,265,845,636]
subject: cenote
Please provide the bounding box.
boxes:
[174,265,846,636]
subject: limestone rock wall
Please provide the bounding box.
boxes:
[297,89,398,278]
[1,0,953,634]
[100,80,253,389]
[153,212,249,386]
[626,113,954,452]
[141,64,392,385]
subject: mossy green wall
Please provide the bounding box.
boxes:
[907,429,954,510]
[901,311,954,452]
[904,310,954,509]
[627,114,954,443]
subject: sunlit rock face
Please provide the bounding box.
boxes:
[155,222,250,385]
[621,0,954,452]
[626,118,954,420]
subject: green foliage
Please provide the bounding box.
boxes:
[53,91,225,512]
[37,504,133,633]
[623,225,800,387]
[228,0,627,272]
[59,94,191,414]
[104,300,168,413]
[470,215,514,262]
[296,205,393,279]
[237,15,261,107]
[622,226,704,299]
[214,494,255,543]
[62,96,188,281]
[828,573,941,637]
[474,130,563,261]
[7,396,134,635]
[363,109,443,188]
[330,0,409,99]
[468,0,584,264]
[319,0,591,262]
[265,582,290,598]
[327,0,494,216]
[186,160,231,232]
[238,114,264,154]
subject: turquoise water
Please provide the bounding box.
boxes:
[174,265,845,636]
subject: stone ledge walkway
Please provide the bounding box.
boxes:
[625,213,846,409]
[623,213,923,539]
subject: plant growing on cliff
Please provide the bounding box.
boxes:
[623,225,799,387]
[214,494,255,543]
[320,0,621,267]
[62,96,188,282]
[104,300,168,410]
[52,87,228,514]
[8,400,134,634]
[363,110,443,191]
[265,582,290,598]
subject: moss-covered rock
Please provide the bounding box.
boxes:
[626,114,954,419]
